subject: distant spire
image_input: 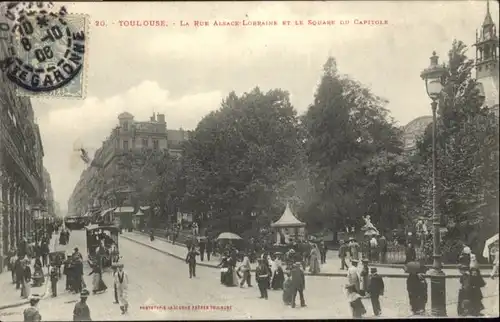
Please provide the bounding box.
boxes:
[483,0,494,27]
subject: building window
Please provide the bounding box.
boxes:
[153,139,159,150]
[123,121,128,131]
[123,140,129,150]
[142,138,148,147]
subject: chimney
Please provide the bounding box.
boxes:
[150,113,156,122]
[157,113,166,124]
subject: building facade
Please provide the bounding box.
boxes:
[474,0,499,116]
[43,167,55,218]
[67,112,190,217]
[0,74,46,272]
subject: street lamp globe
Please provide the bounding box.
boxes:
[420,51,447,101]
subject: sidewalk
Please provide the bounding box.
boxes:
[123,231,492,278]
[0,233,59,310]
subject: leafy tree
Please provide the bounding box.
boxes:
[416,40,499,256]
[302,57,406,232]
[181,88,304,233]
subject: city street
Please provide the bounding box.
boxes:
[1,230,498,320]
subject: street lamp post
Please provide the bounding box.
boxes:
[420,51,447,317]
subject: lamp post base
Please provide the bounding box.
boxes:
[428,267,447,317]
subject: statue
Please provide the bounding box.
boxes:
[361,215,379,235]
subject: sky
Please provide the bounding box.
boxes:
[26,1,498,212]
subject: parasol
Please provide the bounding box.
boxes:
[482,233,499,259]
[216,232,242,241]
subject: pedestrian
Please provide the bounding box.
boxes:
[50,265,59,297]
[206,238,213,261]
[282,271,293,305]
[405,242,416,264]
[15,256,24,289]
[346,284,366,318]
[33,258,45,287]
[23,294,42,322]
[41,239,50,267]
[458,246,471,268]
[347,259,361,293]
[185,247,198,278]
[406,271,427,315]
[238,253,252,287]
[308,244,321,275]
[339,240,348,270]
[458,264,472,316]
[359,258,370,297]
[469,267,486,316]
[290,261,306,308]
[349,237,360,261]
[73,258,84,294]
[368,267,384,316]
[149,229,155,242]
[63,255,73,292]
[271,253,284,290]
[89,261,107,294]
[21,258,32,299]
[378,234,387,264]
[199,238,206,261]
[491,247,499,279]
[255,259,270,299]
[73,289,92,321]
[115,263,129,314]
[319,241,327,264]
[112,264,119,304]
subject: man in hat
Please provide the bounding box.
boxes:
[185,246,199,278]
[347,259,361,293]
[367,267,384,316]
[63,255,74,292]
[290,262,306,308]
[23,294,42,322]
[73,289,92,321]
[50,264,59,297]
[115,263,129,314]
[359,258,370,296]
[339,240,348,270]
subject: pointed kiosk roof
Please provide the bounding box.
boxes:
[271,203,306,228]
[483,0,494,27]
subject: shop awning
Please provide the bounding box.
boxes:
[134,210,145,216]
[140,206,150,211]
[114,206,134,213]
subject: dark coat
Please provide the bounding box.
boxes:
[290,266,305,291]
[405,246,416,263]
[186,250,198,264]
[255,265,270,284]
[368,274,384,296]
[339,244,347,258]
[73,301,91,321]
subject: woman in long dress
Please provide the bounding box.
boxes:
[89,261,107,294]
[309,244,321,275]
[271,254,285,290]
[114,264,129,314]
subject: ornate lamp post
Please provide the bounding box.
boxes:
[420,51,447,317]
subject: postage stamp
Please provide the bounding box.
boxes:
[0,3,88,98]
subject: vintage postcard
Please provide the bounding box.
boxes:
[0,1,498,321]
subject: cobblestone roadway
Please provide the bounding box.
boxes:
[1,230,498,320]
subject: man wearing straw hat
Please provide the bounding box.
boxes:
[114,263,129,314]
[23,294,42,322]
[73,289,92,321]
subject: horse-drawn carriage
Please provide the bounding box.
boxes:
[85,224,120,268]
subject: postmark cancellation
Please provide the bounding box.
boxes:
[2,9,89,99]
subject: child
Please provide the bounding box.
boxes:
[50,266,59,297]
[282,271,293,305]
[346,283,366,318]
[367,267,384,316]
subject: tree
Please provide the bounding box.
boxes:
[416,40,499,256]
[302,57,406,232]
[182,88,304,233]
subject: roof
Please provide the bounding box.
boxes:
[86,224,120,232]
[100,208,116,217]
[134,210,145,216]
[483,1,494,26]
[114,206,134,213]
[140,206,150,211]
[271,203,306,228]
